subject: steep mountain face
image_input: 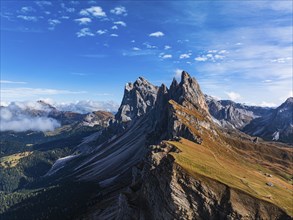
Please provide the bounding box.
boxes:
[115,77,158,122]
[206,95,272,129]
[243,97,293,144]
[1,72,292,219]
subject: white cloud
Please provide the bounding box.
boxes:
[270,57,292,63]
[195,50,227,62]
[164,45,171,50]
[48,19,61,25]
[35,1,52,7]
[225,92,241,101]
[17,15,37,21]
[60,16,70,19]
[48,19,61,30]
[143,42,157,49]
[75,17,92,25]
[0,116,60,132]
[195,56,208,62]
[174,69,183,80]
[113,21,126,27]
[149,31,164,37]
[110,6,127,16]
[96,29,107,35]
[111,25,118,30]
[110,34,118,37]
[76,28,94,37]
[162,54,172,59]
[0,102,60,132]
[262,79,272,83]
[258,101,277,107]
[60,3,75,13]
[179,53,191,59]
[20,6,35,13]
[0,80,27,84]
[80,6,106,17]
[132,47,141,51]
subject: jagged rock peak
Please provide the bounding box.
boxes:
[171,70,210,115]
[181,70,191,83]
[115,76,159,122]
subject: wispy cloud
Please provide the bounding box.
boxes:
[17,15,37,21]
[110,34,118,37]
[96,29,107,35]
[20,6,35,13]
[143,42,157,49]
[225,91,241,101]
[1,88,86,98]
[179,53,192,59]
[149,31,164,37]
[164,45,171,50]
[174,69,183,80]
[0,80,27,84]
[75,17,92,25]
[80,54,107,58]
[76,28,94,37]
[35,1,52,7]
[71,72,88,76]
[195,50,227,62]
[48,19,61,30]
[113,21,126,27]
[161,54,172,59]
[110,6,127,16]
[80,6,106,17]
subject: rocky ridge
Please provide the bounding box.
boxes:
[8,71,291,219]
[68,71,292,219]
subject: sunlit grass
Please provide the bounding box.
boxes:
[168,138,293,216]
[0,151,33,168]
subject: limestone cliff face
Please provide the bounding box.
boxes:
[170,71,209,116]
[115,77,159,122]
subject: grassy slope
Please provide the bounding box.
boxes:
[168,138,293,216]
[167,100,293,216]
[0,152,33,168]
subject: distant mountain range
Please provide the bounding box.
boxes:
[0,71,292,219]
[206,96,293,144]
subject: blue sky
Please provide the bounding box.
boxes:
[1,0,292,108]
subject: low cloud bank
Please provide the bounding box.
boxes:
[0,100,119,132]
[0,102,60,132]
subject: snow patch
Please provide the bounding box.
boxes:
[272,131,279,141]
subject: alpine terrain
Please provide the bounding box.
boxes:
[0,71,292,220]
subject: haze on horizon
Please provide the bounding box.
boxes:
[1,1,292,108]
